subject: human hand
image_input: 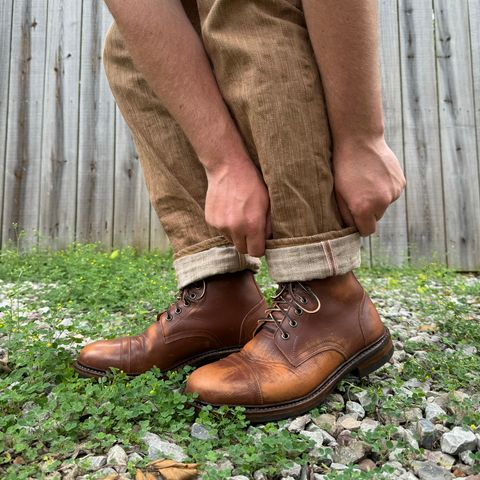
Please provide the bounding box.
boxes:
[205,162,272,257]
[333,136,406,236]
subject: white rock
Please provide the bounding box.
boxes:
[352,390,373,408]
[143,432,187,462]
[416,419,436,450]
[411,460,453,480]
[128,452,143,464]
[337,415,361,431]
[440,427,477,455]
[288,414,311,433]
[346,401,365,420]
[359,418,379,433]
[459,450,475,466]
[300,430,324,449]
[229,476,249,480]
[83,455,106,471]
[425,403,446,423]
[106,445,127,466]
[191,423,216,440]
[280,463,302,479]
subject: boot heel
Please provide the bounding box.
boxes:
[355,334,394,378]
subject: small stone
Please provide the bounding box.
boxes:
[417,419,436,449]
[82,455,106,471]
[107,445,127,466]
[337,415,361,431]
[388,448,405,462]
[254,471,267,480]
[332,440,370,464]
[325,393,345,411]
[395,426,419,450]
[128,452,143,464]
[191,423,216,440]
[441,427,477,455]
[358,458,376,472]
[330,463,348,470]
[399,473,420,480]
[459,450,475,466]
[97,467,117,477]
[352,390,373,408]
[392,350,407,363]
[412,460,453,480]
[336,430,353,446]
[143,432,187,462]
[359,418,379,433]
[288,414,311,433]
[312,413,336,434]
[300,430,324,449]
[425,403,447,423]
[316,429,336,446]
[229,476,249,480]
[404,407,423,423]
[423,450,455,469]
[346,401,365,420]
[281,463,302,479]
[313,475,326,480]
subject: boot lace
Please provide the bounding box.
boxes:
[258,281,321,339]
[157,280,206,322]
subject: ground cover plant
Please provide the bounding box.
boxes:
[0,244,479,479]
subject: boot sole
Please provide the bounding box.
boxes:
[72,345,243,379]
[194,328,394,423]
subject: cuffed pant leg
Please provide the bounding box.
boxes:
[103,8,259,286]
[197,0,361,282]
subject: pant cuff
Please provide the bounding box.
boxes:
[265,230,361,283]
[173,246,262,288]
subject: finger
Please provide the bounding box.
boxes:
[232,234,248,254]
[246,230,266,258]
[354,214,377,236]
[336,194,355,227]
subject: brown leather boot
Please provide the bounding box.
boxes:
[73,270,267,378]
[185,272,393,422]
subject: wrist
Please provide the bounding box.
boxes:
[332,131,386,156]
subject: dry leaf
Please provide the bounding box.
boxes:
[99,475,120,480]
[142,459,199,480]
[417,324,437,332]
[136,470,147,480]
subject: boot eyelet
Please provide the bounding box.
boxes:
[166,313,173,321]
[183,300,190,307]
[175,307,182,314]
[189,292,197,299]
[294,307,303,316]
[299,296,307,304]
[281,332,290,340]
[289,320,298,328]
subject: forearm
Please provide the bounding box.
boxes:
[302,0,385,145]
[104,0,252,173]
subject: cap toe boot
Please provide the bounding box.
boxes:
[185,272,393,422]
[73,270,267,377]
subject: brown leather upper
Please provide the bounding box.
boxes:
[76,270,266,375]
[185,272,386,405]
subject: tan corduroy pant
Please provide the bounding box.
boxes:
[103,0,361,288]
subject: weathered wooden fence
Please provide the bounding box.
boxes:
[1,0,479,270]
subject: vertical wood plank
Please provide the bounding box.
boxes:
[398,0,446,264]
[434,0,480,270]
[76,2,115,246]
[0,0,14,247]
[113,108,151,250]
[2,0,48,248]
[469,1,480,254]
[39,0,82,249]
[371,0,409,266]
